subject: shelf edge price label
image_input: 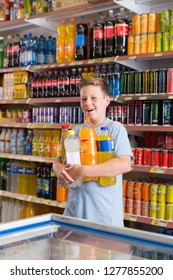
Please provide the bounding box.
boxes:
[154,52,163,57]
[124,213,130,220]
[159,221,168,228]
[150,167,166,174]
[151,219,160,226]
[128,55,136,60]
[129,214,137,222]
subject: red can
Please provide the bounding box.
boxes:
[135,148,144,165]
[126,198,133,214]
[127,180,135,199]
[167,68,173,93]
[168,151,173,168]
[151,148,160,167]
[159,149,169,167]
[141,200,149,216]
[143,148,152,165]
[165,133,173,149]
[133,199,142,215]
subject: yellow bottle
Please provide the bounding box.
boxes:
[32,129,40,156]
[38,129,45,157]
[25,202,36,218]
[97,126,116,186]
[26,162,37,195]
[56,19,67,63]
[60,124,69,163]
[44,130,53,158]
[65,18,76,62]
[51,129,61,158]
[17,161,27,194]
[82,67,89,78]
[88,66,95,77]
[20,201,28,219]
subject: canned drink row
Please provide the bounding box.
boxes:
[107,106,127,124]
[150,183,173,203]
[121,69,167,95]
[143,131,173,150]
[132,147,173,168]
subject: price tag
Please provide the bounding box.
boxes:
[150,167,166,174]
[102,57,114,63]
[154,53,163,57]
[159,221,168,228]
[74,61,83,65]
[129,215,137,222]
[139,96,147,100]
[87,59,95,64]
[54,99,61,103]
[128,56,136,60]
[168,95,173,99]
[124,96,132,101]
[124,213,130,220]
[151,219,160,226]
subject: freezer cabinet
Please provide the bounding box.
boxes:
[0,213,173,260]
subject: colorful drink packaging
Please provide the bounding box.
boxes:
[97,126,116,186]
[79,117,98,182]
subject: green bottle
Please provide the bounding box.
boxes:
[0,37,5,69]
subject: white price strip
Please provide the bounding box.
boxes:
[129,215,137,222]
[150,167,166,174]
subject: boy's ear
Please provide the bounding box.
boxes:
[105,96,110,106]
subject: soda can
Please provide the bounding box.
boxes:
[158,69,167,93]
[127,35,134,55]
[132,14,141,35]
[127,101,135,124]
[166,185,173,203]
[143,100,151,124]
[126,180,135,199]
[156,32,162,52]
[157,202,166,219]
[141,13,148,34]
[140,33,147,54]
[151,148,160,167]
[127,71,135,94]
[166,203,173,220]
[123,197,126,213]
[150,183,158,202]
[126,198,134,214]
[150,100,161,125]
[32,107,38,123]
[122,180,128,197]
[166,133,173,150]
[158,184,167,203]
[162,31,170,51]
[147,32,156,53]
[169,10,173,36]
[168,151,173,168]
[134,71,143,94]
[163,100,173,125]
[167,68,173,93]
[134,34,140,54]
[142,182,151,201]
[59,107,66,124]
[135,100,143,125]
[113,106,117,121]
[121,72,128,95]
[160,149,169,167]
[131,147,136,164]
[149,69,158,94]
[149,201,157,218]
[135,148,144,165]
[133,199,142,215]
[116,106,122,123]
[169,36,173,51]
[143,148,151,165]
[161,9,171,32]
[148,13,157,33]
[44,107,49,123]
[142,70,150,94]
[141,200,150,216]
[121,105,127,124]
[134,181,143,200]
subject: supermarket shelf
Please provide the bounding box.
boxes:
[0,153,55,163]
[125,125,173,132]
[124,213,173,229]
[0,121,29,128]
[118,93,173,102]
[28,97,81,104]
[0,191,65,209]
[132,165,173,175]
[0,122,76,129]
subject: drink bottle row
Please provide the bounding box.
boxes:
[0,159,68,202]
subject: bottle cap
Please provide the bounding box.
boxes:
[61,124,69,129]
[84,117,90,122]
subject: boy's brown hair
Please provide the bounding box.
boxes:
[79,77,110,96]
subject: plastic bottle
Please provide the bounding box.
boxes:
[25,202,36,218]
[60,124,69,163]
[20,34,28,66]
[51,129,61,158]
[56,19,66,63]
[10,160,19,193]
[32,129,40,156]
[114,7,129,56]
[17,128,26,155]
[44,129,52,157]
[13,34,21,67]
[93,13,104,58]
[104,10,115,57]
[0,196,2,222]
[26,162,37,195]
[20,201,28,219]
[1,198,9,223]
[75,16,88,60]
[4,128,12,153]
[56,184,67,203]
[0,128,7,153]
[25,129,33,155]
[79,117,98,181]
[49,168,57,200]
[6,161,12,191]
[43,164,51,199]
[10,128,18,154]
[17,161,27,194]
[46,36,55,64]
[0,36,5,68]
[0,159,6,190]
[65,17,76,62]
[64,129,82,188]
[36,164,44,198]
[37,35,46,65]
[6,199,15,222]
[27,32,37,65]
[38,129,45,157]
[6,35,13,68]
[97,126,116,186]
[13,200,23,221]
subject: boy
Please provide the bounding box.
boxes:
[53,77,132,226]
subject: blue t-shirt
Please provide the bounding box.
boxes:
[64,118,132,227]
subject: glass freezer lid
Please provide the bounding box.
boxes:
[0,213,173,260]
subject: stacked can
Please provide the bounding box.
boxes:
[149,183,159,218]
[133,181,143,215]
[166,185,173,220]
[141,181,150,216]
[126,180,135,214]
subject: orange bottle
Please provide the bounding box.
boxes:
[56,184,67,203]
[56,19,66,63]
[79,117,98,181]
[65,18,76,62]
[51,129,61,158]
[20,201,28,219]
[25,202,36,218]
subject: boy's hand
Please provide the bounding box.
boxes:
[65,164,84,181]
[53,159,74,187]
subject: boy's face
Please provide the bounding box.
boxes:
[80,85,110,126]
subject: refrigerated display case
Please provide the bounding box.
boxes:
[0,213,173,260]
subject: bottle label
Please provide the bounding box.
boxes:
[104,26,114,39]
[97,139,115,152]
[56,44,65,59]
[115,23,129,36]
[65,41,75,57]
[76,34,87,47]
[93,29,103,39]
